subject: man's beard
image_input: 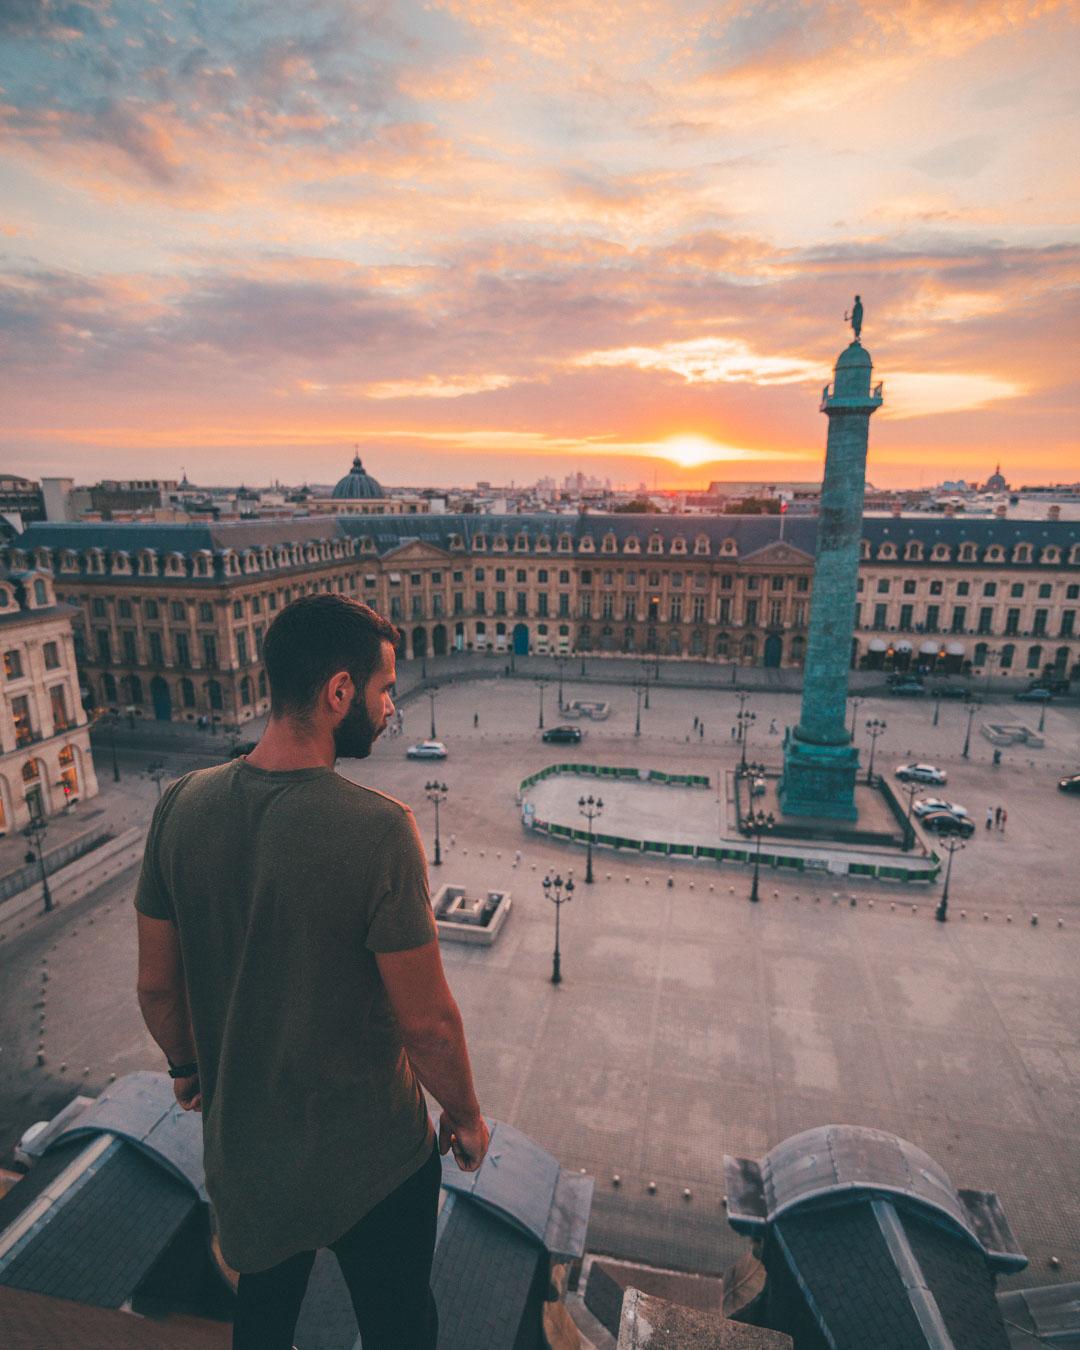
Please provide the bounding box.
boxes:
[333,695,380,760]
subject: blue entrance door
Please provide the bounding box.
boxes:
[513,623,529,655]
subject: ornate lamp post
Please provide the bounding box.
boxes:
[1038,698,1048,734]
[555,656,568,711]
[632,681,648,736]
[639,661,653,708]
[424,780,448,866]
[901,779,919,851]
[848,697,863,740]
[932,690,942,728]
[934,835,965,922]
[742,806,775,904]
[542,870,575,984]
[961,700,979,760]
[737,709,757,771]
[535,678,549,730]
[146,759,168,800]
[578,794,603,884]
[107,710,121,783]
[428,686,439,740]
[865,718,886,783]
[22,814,53,915]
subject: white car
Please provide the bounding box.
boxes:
[912,797,968,819]
[406,740,448,760]
[895,763,947,785]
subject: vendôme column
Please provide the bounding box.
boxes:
[779,298,883,820]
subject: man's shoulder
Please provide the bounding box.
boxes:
[331,777,414,831]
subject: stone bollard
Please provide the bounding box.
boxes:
[1031,915,1038,926]
[647,1181,657,1194]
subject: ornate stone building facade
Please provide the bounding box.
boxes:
[0,565,98,831]
[6,514,1078,729]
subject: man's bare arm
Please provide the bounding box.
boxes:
[136,911,201,1110]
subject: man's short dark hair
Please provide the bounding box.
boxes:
[262,594,399,719]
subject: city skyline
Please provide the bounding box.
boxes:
[2,1,1078,490]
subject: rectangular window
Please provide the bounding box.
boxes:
[453,592,464,615]
[793,601,806,626]
[899,604,913,630]
[1038,583,1052,599]
[956,581,970,596]
[874,603,888,628]
[268,592,278,611]
[538,593,549,617]
[559,570,570,585]
[237,630,249,664]
[903,580,916,595]
[495,569,506,584]
[233,600,243,619]
[92,598,107,618]
[769,600,782,626]
[746,575,759,591]
[202,634,218,669]
[495,591,506,615]
[581,570,592,584]
[517,569,528,583]
[516,592,528,615]
[254,626,265,657]
[626,571,637,586]
[977,608,993,634]
[745,599,758,626]
[854,604,862,629]
[121,630,137,663]
[12,694,33,745]
[1068,585,1079,600]
[4,649,23,679]
[170,601,185,620]
[410,573,421,585]
[796,577,809,593]
[251,595,261,614]
[692,596,705,622]
[983,582,997,597]
[1032,608,1048,636]
[670,596,683,622]
[771,575,784,592]
[118,599,133,618]
[951,606,966,633]
[925,605,940,632]
[175,632,190,666]
[199,602,213,623]
[50,684,70,732]
[602,595,614,619]
[96,630,111,663]
[474,568,485,582]
[1005,609,1020,635]
[624,596,636,620]
[1011,583,1024,598]
[144,600,159,620]
[432,594,443,616]
[148,631,164,665]
[43,641,61,670]
[558,594,570,617]
[580,593,592,618]
[876,578,889,593]
[431,573,442,585]
[721,574,734,591]
[1061,611,1075,637]
[452,571,463,584]
[929,580,943,596]
[719,597,731,624]
[475,592,485,614]
[411,595,423,618]
[390,597,402,620]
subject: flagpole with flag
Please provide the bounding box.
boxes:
[779,497,787,540]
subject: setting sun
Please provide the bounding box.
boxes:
[658,435,736,468]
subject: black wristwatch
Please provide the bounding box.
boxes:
[167,1059,199,1079]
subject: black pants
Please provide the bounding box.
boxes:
[232,1141,441,1350]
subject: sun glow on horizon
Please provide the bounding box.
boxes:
[656,434,757,468]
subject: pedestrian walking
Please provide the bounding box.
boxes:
[731,725,737,739]
[693,715,699,731]
[1000,808,1007,832]
[699,723,704,740]
[473,712,479,728]
[135,594,487,1350]
[994,806,1001,828]
[769,718,777,734]
[985,808,993,830]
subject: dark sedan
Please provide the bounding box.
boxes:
[921,810,975,838]
[1059,774,1080,795]
[542,725,583,744]
[1014,687,1052,703]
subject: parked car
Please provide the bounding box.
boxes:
[406,740,448,760]
[895,763,948,785]
[913,797,968,819]
[542,725,583,744]
[889,679,926,696]
[1059,774,1080,794]
[1014,687,1052,703]
[920,810,975,838]
[751,776,767,797]
[931,683,969,700]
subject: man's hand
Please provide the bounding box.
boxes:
[438,1110,489,1172]
[173,1073,202,1112]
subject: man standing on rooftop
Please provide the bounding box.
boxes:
[134,593,488,1350]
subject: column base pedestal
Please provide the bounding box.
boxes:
[778,734,860,821]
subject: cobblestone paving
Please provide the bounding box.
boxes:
[1,674,1077,1286]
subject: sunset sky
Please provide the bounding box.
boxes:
[1,0,1078,491]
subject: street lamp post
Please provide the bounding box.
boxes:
[22,814,53,915]
[555,656,568,711]
[428,686,439,740]
[743,806,775,904]
[932,691,942,728]
[542,870,575,984]
[1038,698,1048,734]
[865,718,886,783]
[632,681,647,736]
[108,710,121,783]
[425,780,448,866]
[640,662,652,709]
[737,709,756,771]
[146,759,168,800]
[535,678,549,730]
[935,836,965,922]
[961,701,979,760]
[578,794,604,884]
[902,780,919,851]
[849,697,863,740]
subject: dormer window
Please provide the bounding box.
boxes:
[694,535,710,556]
[1013,543,1032,563]
[195,551,213,577]
[1041,546,1060,564]
[904,541,922,561]
[557,533,573,553]
[601,533,616,553]
[931,544,950,562]
[61,550,80,573]
[138,550,158,576]
[514,532,529,552]
[958,543,976,562]
[986,545,1005,562]
[647,533,663,554]
[473,533,487,552]
[360,535,376,553]
[492,533,509,552]
[535,534,551,552]
[671,536,687,555]
[111,551,132,575]
[1069,544,1080,566]
[243,551,260,573]
[35,547,52,571]
[624,535,641,554]
[166,552,186,576]
[879,543,897,560]
[860,540,871,560]
[721,538,737,557]
[448,533,464,551]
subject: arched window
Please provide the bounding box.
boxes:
[240,675,253,705]
[181,678,196,708]
[103,673,118,703]
[973,642,988,666]
[1000,643,1014,669]
[208,679,223,710]
[742,633,756,660]
[715,632,729,658]
[33,579,48,605]
[1026,645,1042,670]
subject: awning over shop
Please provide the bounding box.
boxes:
[946,642,965,656]
[868,638,888,652]
[894,641,913,652]
[919,640,941,655]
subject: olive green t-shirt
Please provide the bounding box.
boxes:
[134,759,437,1273]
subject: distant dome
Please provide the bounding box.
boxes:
[332,454,384,500]
[835,341,872,369]
[985,464,1007,492]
